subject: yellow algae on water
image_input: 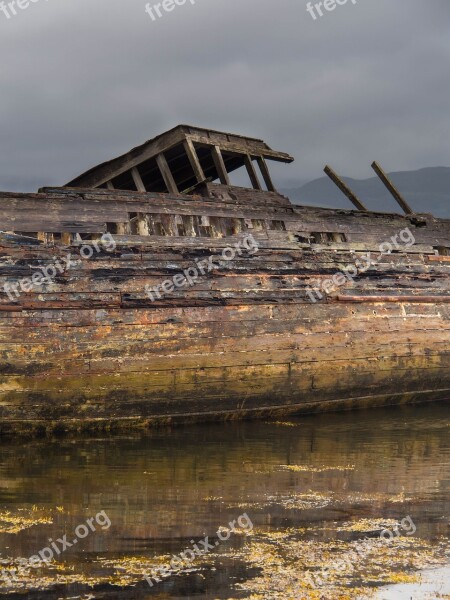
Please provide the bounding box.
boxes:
[219,525,449,600]
[271,491,334,510]
[336,518,399,533]
[0,508,53,534]
[225,491,334,511]
[278,464,355,473]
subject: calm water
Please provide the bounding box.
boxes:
[0,403,449,599]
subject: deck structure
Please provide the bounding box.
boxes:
[66,124,294,194]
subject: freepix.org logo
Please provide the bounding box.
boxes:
[145,234,259,303]
[145,0,195,22]
[1,511,111,586]
[0,0,48,20]
[306,0,358,21]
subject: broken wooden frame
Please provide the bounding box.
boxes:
[371,161,414,215]
[4,184,449,256]
[324,165,368,212]
[65,125,294,195]
[65,125,418,217]
[325,163,417,215]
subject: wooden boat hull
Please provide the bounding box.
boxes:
[1,271,449,435]
[0,186,449,434]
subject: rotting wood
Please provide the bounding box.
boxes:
[183,138,205,183]
[257,156,276,192]
[211,145,230,186]
[335,295,450,303]
[0,125,448,435]
[324,165,368,211]
[65,125,294,189]
[371,161,414,215]
[131,167,146,193]
[244,155,263,191]
[156,153,179,194]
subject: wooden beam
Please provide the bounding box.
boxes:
[131,167,146,193]
[244,155,262,190]
[156,153,179,194]
[183,139,205,183]
[188,131,294,164]
[256,156,276,192]
[66,126,185,188]
[211,146,230,185]
[371,161,414,215]
[324,166,368,212]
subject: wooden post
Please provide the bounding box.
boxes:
[371,161,414,215]
[136,214,149,236]
[211,146,230,186]
[244,155,262,190]
[256,156,276,192]
[183,139,205,183]
[324,166,368,212]
[156,153,179,194]
[38,232,53,244]
[131,167,146,193]
[117,222,130,234]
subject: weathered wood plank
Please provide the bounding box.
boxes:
[256,156,276,192]
[183,139,205,184]
[156,153,179,194]
[371,161,414,215]
[324,165,368,211]
[131,167,146,193]
[211,146,230,186]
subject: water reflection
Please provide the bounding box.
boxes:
[0,403,449,598]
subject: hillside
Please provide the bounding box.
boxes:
[281,167,450,218]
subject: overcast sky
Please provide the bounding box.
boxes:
[0,0,449,191]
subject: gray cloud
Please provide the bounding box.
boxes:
[0,0,449,201]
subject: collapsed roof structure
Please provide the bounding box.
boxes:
[66,124,295,195]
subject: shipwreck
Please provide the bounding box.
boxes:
[0,125,449,434]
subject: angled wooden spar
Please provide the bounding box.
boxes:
[131,167,146,192]
[371,161,414,215]
[324,165,368,211]
[156,153,179,194]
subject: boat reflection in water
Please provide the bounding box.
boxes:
[0,402,449,598]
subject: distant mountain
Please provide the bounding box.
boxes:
[280,167,450,218]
